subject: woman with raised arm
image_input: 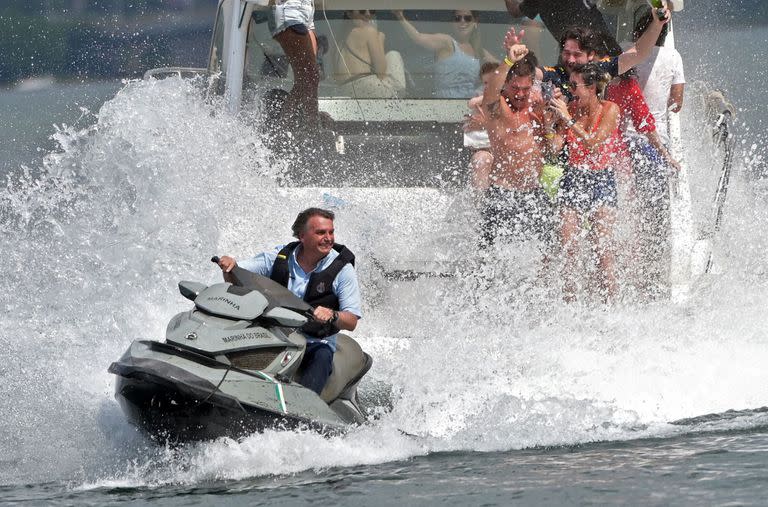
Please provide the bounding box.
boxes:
[393,9,497,98]
[548,63,623,303]
[333,9,405,98]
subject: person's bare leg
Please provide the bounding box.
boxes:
[472,152,496,249]
[273,28,319,131]
[559,206,581,302]
[469,150,494,199]
[614,158,640,290]
[590,205,618,303]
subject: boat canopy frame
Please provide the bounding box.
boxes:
[205,0,686,113]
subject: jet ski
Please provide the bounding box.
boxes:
[108,258,373,441]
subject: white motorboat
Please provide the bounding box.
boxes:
[144,0,736,300]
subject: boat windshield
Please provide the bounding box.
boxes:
[242,9,561,102]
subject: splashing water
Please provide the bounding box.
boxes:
[1,74,767,490]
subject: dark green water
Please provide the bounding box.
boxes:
[5,428,768,506]
[0,80,124,175]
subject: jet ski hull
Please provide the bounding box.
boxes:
[109,340,354,441]
[112,369,325,440]
[108,271,372,441]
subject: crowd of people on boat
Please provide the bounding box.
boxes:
[463,5,684,302]
[216,1,685,395]
[264,0,685,303]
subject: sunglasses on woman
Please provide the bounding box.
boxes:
[454,14,474,22]
[354,9,376,15]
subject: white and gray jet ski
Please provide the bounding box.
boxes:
[108,257,372,441]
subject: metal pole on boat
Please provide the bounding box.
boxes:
[704,99,736,274]
[224,0,248,113]
[710,111,735,234]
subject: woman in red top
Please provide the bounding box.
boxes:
[549,63,622,303]
[605,69,679,180]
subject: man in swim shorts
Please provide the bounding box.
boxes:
[472,35,557,249]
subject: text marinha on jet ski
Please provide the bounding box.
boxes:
[205,295,241,311]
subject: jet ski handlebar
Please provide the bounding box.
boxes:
[211,255,316,320]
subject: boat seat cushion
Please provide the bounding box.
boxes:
[320,334,370,403]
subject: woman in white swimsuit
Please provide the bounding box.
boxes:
[333,9,405,98]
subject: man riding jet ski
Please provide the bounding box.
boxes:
[108,209,371,440]
[216,207,362,396]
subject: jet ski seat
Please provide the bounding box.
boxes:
[320,334,372,403]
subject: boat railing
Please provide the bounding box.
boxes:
[702,90,737,273]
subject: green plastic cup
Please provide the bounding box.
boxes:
[539,164,564,199]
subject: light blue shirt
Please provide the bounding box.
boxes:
[238,244,362,351]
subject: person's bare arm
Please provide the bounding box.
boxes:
[482,65,509,114]
[366,27,388,78]
[464,90,488,131]
[481,28,528,111]
[463,109,486,131]
[618,8,671,75]
[539,104,564,156]
[668,83,684,113]
[312,306,359,331]
[554,100,620,152]
[335,311,358,331]
[463,113,486,131]
[393,10,452,52]
[646,130,681,172]
[217,255,238,283]
[467,94,483,110]
[533,111,552,155]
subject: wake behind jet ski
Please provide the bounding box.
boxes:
[108,258,373,441]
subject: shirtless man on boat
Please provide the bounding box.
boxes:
[469,32,556,248]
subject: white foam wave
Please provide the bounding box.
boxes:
[1,75,767,488]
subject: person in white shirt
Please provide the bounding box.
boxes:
[631,9,685,146]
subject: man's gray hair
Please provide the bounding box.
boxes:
[292,207,335,238]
